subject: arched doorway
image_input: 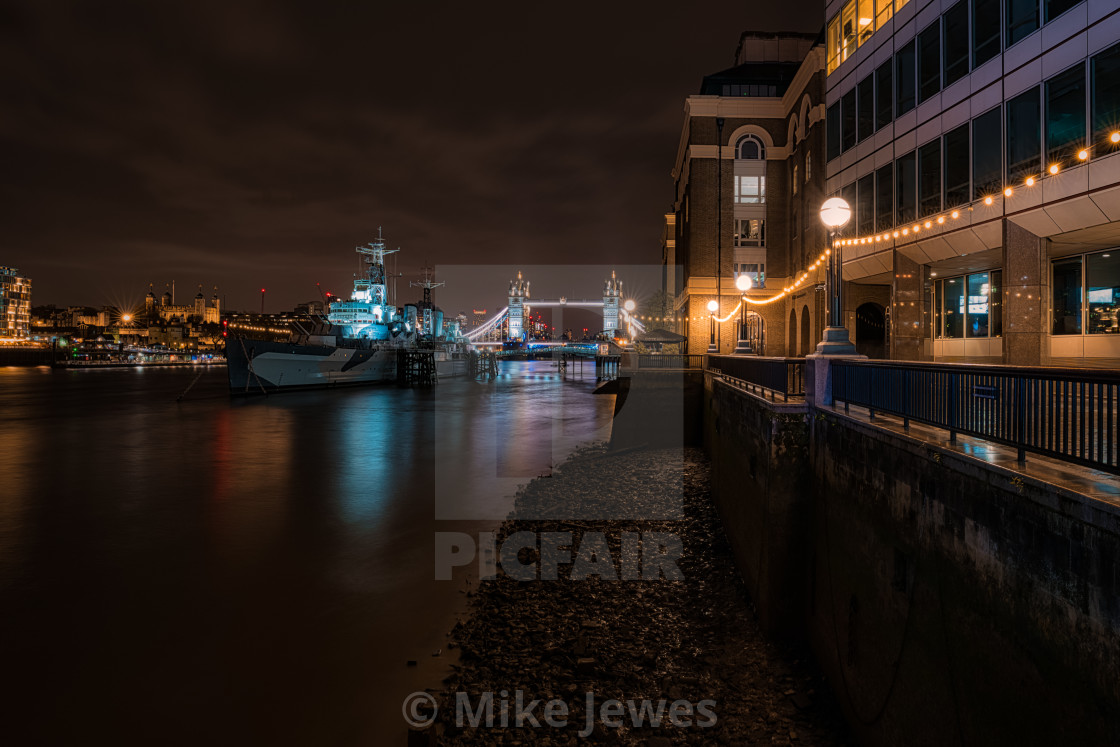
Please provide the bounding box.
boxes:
[788,309,797,356]
[856,302,886,359]
[799,306,811,356]
[743,311,765,355]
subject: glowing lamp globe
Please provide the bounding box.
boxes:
[735,274,752,292]
[122,314,132,323]
[623,299,636,312]
[707,299,719,313]
[820,197,852,229]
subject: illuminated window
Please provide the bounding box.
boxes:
[805,152,812,182]
[793,164,799,194]
[876,0,894,30]
[735,176,765,204]
[735,219,766,246]
[857,0,875,45]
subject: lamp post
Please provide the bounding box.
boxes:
[716,116,725,354]
[624,298,636,339]
[706,299,719,354]
[816,197,857,355]
[734,273,753,354]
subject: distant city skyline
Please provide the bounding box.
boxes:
[1,1,821,310]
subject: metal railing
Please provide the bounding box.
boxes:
[635,353,705,369]
[832,360,1120,475]
[707,355,806,401]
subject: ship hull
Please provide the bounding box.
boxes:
[226,337,467,394]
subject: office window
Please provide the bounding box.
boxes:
[1006,0,1039,47]
[827,15,841,73]
[827,102,842,160]
[876,0,894,28]
[1091,42,1120,156]
[966,272,991,337]
[944,124,970,207]
[737,262,766,288]
[735,175,766,204]
[875,163,894,230]
[858,0,875,45]
[841,1,858,64]
[897,40,916,115]
[918,22,941,104]
[735,219,766,246]
[858,75,875,141]
[941,277,965,337]
[1087,250,1120,334]
[943,1,969,87]
[1052,257,1082,334]
[1007,87,1041,183]
[842,89,857,151]
[857,174,875,235]
[973,0,1001,68]
[875,60,893,130]
[973,107,1002,199]
[1046,66,1086,166]
[897,151,917,223]
[1045,0,1080,23]
[841,182,857,236]
[919,140,942,217]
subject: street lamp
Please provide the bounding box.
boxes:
[734,274,753,354]
[624,299,636,338]
[706,299,719,354]
[816,197,857,355]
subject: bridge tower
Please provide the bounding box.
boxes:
[602,270,622,337]
[508,271,529,340]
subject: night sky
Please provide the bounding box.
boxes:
[1,1,820,313]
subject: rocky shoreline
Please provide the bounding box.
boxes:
[418,444,851,745]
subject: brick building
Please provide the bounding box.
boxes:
[668,32,832,356]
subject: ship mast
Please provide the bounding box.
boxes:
[410,266,445,306]
[354,227,399,306]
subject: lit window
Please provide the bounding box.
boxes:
[805,152,812,182]
[735,219,766,246]
[735,175,766,204]
[792,164,799,194]
[735,262,767,288]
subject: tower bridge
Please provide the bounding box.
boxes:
[464,270,643,342]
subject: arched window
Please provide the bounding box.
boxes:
[736,135,765,160]
[805,151,812,183]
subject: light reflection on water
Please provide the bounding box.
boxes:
[0,361,613,745]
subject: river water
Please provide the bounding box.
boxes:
[0,362,614,745]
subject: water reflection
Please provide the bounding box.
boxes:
[0,362,614,745]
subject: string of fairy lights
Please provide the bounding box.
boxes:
[690,129,1120,324]
[834,130,1120,248]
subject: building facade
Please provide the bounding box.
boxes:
[0,267,31,340]
[825,0,1120,365]
[669,32,832,356]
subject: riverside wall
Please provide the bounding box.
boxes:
[703,371,1120,745]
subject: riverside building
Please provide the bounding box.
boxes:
[669,32,832,356]
[825,0,1120,365]
[0,267,31,341]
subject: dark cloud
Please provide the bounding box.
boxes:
[0,0,820,310]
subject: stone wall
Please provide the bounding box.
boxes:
[702,372,1120,744]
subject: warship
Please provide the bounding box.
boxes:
[226,231,468,393]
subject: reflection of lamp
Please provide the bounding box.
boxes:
[707,299,719,354]
[816,197,857,355]
[734,274,753,355]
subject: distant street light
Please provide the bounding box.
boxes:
[817,197,856,355]
[734,274,753,355]
[706,299,719,354]
[623,299,636,339]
